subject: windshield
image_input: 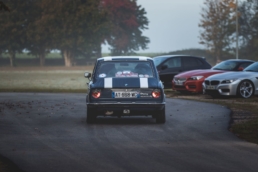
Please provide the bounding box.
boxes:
[95,61,154,78]
[244,62,258,72]
[212,61,237,70]
[153,57,168,66]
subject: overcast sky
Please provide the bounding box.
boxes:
[102,0,206,53]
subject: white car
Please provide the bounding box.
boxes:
[203,62,258,98]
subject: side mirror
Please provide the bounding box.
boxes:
[161,65,168,70]
[84,72,91,78]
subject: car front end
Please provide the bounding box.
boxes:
[172,70,225,93]
[203,78,241,96]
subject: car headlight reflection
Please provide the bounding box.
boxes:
[221,79,237,84]
[190,76,203,80]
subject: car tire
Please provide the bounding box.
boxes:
[156,108,166,124]
[86,107,96,124]
[237,80,254,98]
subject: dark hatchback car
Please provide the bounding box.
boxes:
[84,56,166,124]
[153,55,212,88]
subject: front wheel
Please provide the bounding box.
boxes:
[156,108,166,124]
[86,107,96,124]
[237,80,254,98]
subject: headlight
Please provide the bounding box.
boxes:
[221,79,237,84]
[190,76,203,80]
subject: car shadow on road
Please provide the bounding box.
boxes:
[84,116,158,125]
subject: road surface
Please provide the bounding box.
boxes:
[0,93,258,172]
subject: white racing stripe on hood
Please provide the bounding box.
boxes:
[104,78,113,88]
[140,78,148,88]
[139,57,147,61]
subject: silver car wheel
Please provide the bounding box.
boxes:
[238,80,253,98]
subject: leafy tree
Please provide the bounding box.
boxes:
[26,1,52,66]
[0,0,30,67]
[102,0,149,55]
[39,0,110,67]
[238,0,258,60]
[199,0,235,63]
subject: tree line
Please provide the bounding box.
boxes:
[199,0,258,63]
[0,0,149,67]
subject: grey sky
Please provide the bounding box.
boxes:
[102,0,205,53]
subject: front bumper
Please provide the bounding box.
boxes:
[203,80,240,96]
[172,80,203,93]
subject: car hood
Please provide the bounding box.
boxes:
[175,69,226,78]
[206,71,255,80]
[91,77,160,88]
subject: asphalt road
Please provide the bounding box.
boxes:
[0,93,258,172]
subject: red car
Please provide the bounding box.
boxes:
[172,59,254,93]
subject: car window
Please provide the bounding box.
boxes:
[153,57,168,66]
[183,57,202,68]
[244,62,258,72]
[95,61,154,78]
[212,61,238,70]
[239,62,253,69]
[163,57,181,68]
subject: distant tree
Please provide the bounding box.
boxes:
[238,0,258,60]
[199,0,235,63]
[39,0,110,67]
[0,0,30,67]
[26,1,52,66]
[102,0,149,55]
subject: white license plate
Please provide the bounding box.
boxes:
[206,85,216,90]
[114,92,138,98]
[175,81,184,86]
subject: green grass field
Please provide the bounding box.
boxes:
[0,68,92,92]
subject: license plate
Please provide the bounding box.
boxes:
[175,81,184,86]
[114,92,138,98]
[206,85,216,90]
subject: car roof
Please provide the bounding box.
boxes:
[222,59,255,62]
[97,56,153,61]
[153,55,205,59]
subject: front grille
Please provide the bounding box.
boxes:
[221,89,230,93]
[211,81,220,85]
[205,80,220,85]
[174,77,186,82]
[188,85,196,89]
[204,80,210,85]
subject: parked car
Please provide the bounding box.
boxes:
[172,59,254,93]
[203,62,258,98]
[153,55,211,88]
[84,56,166,123]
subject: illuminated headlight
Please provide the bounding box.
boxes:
[221,79,237,84]
[190,76,203,80]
